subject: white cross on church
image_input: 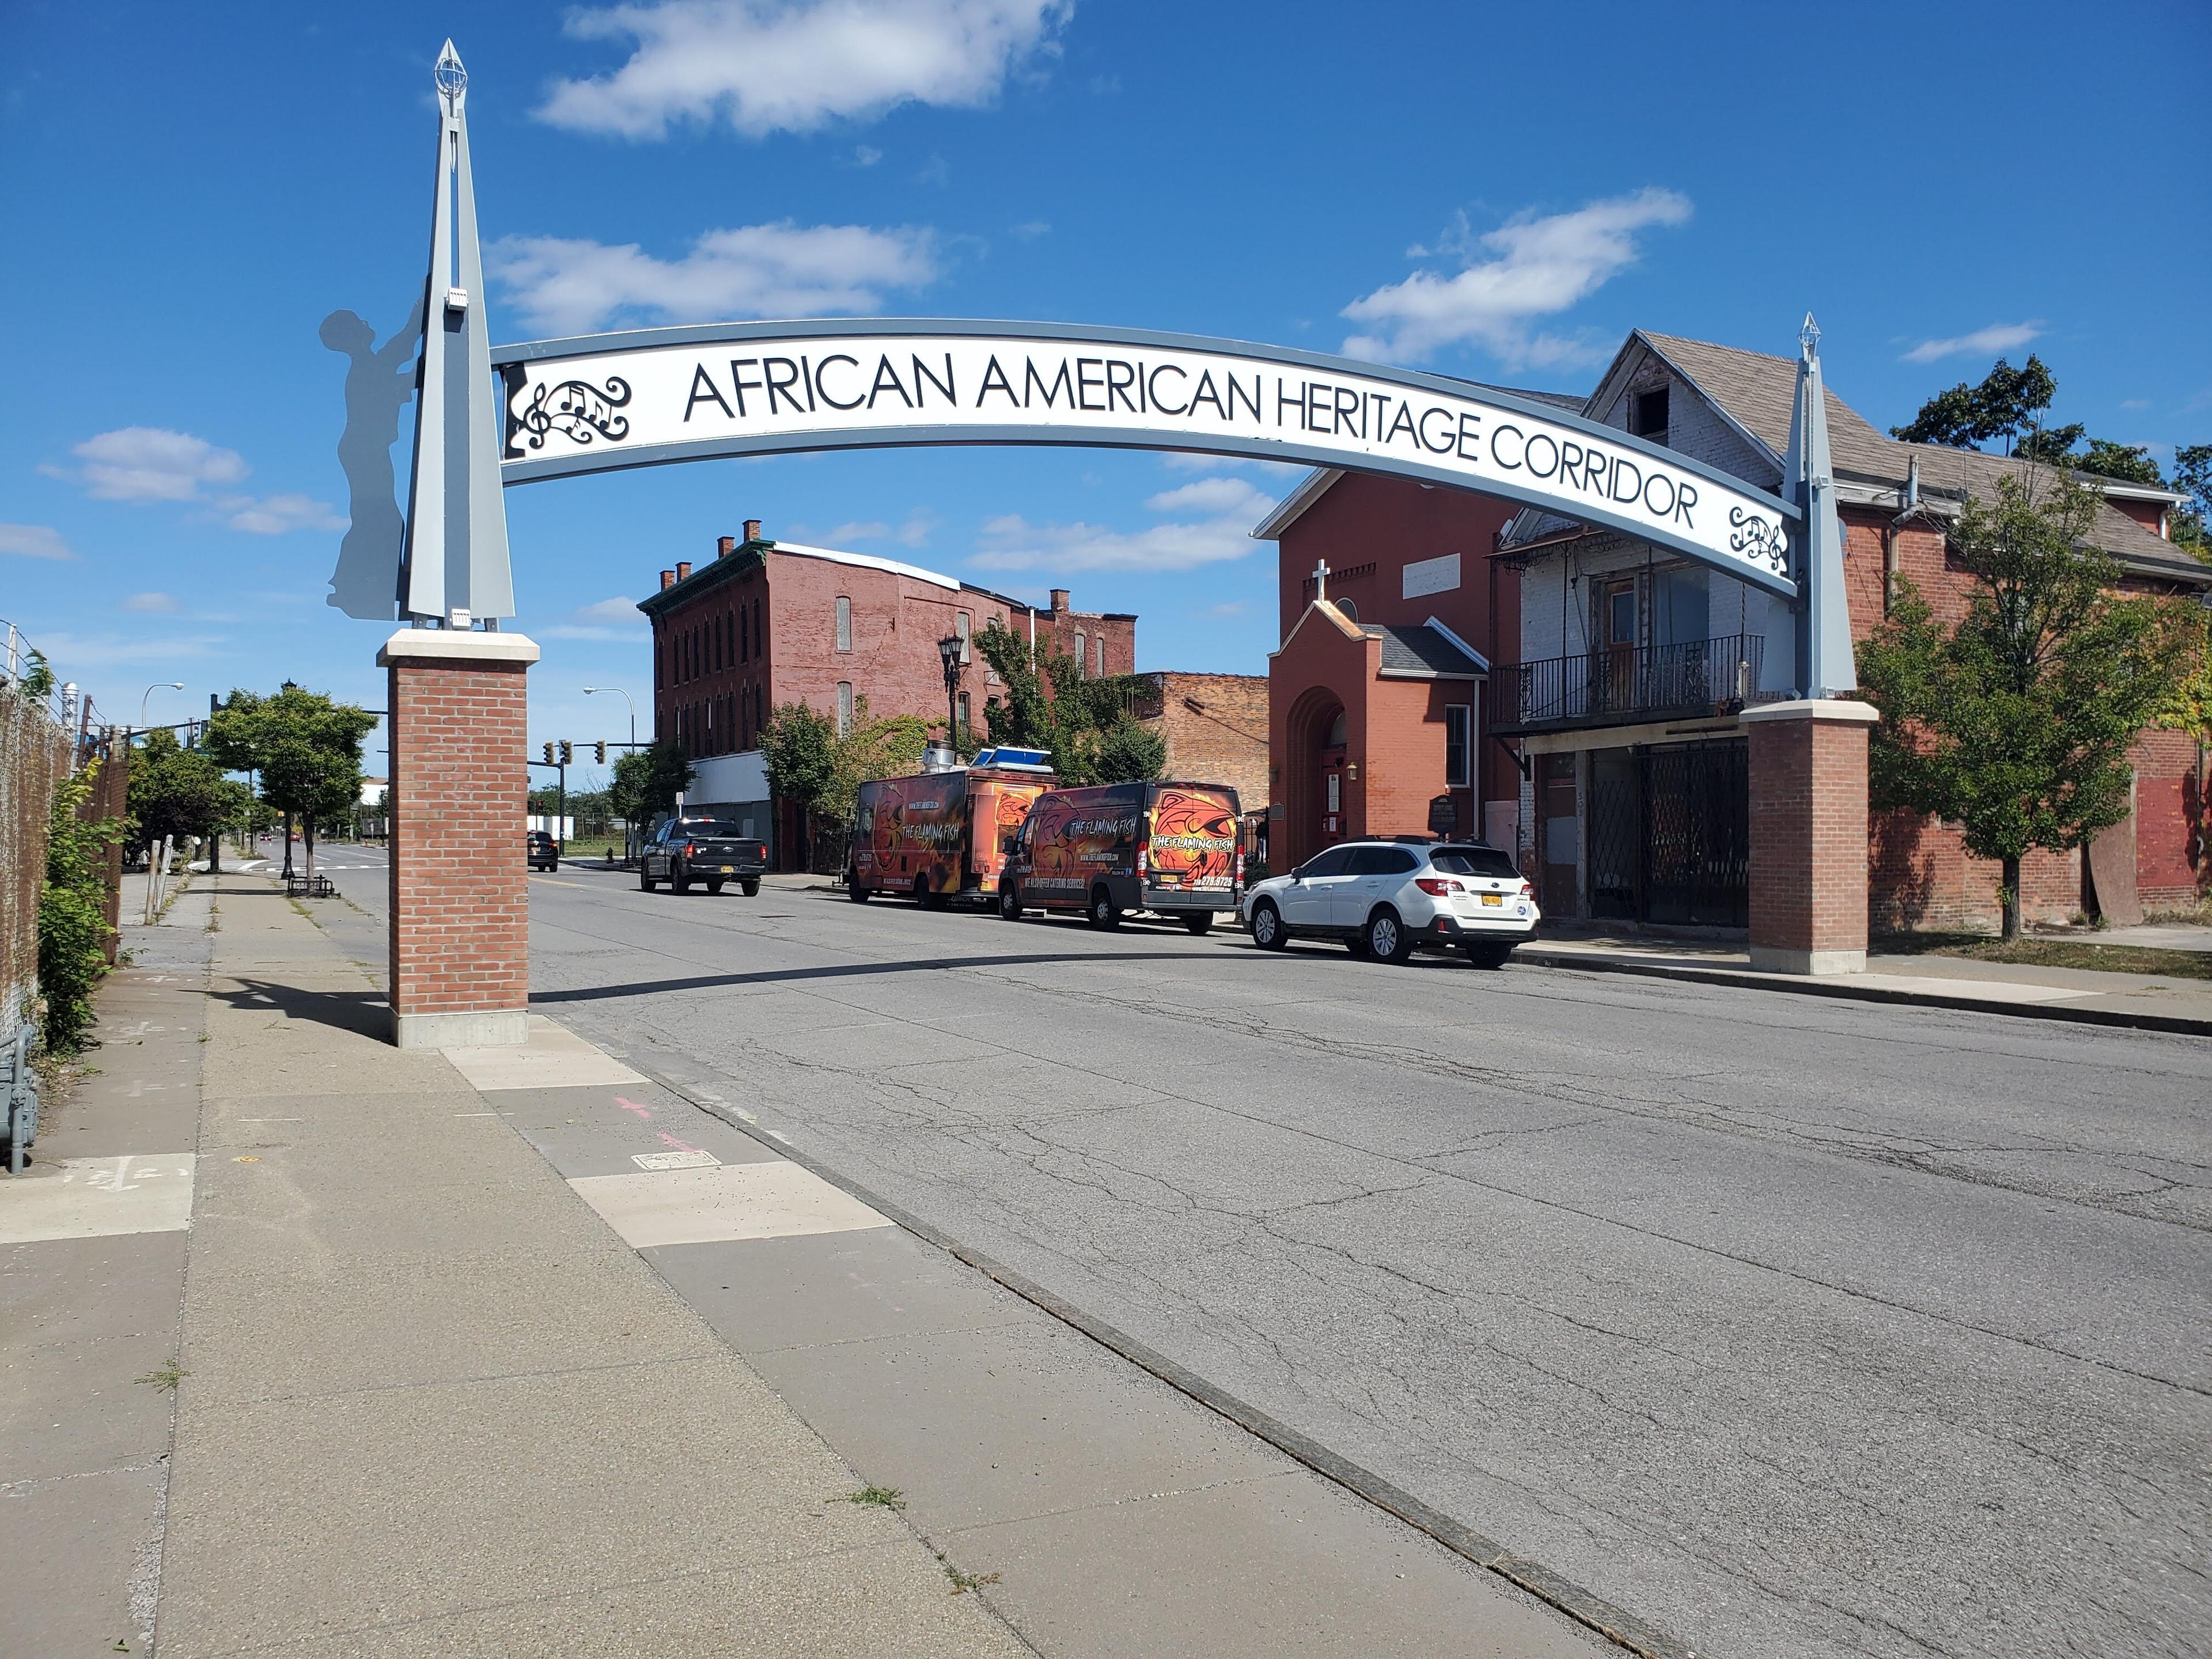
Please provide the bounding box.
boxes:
[1311,559,1329,601]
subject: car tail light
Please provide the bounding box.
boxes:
[1415,877,1463,897]
[684,842,696,858]
[1136,845,1149,876]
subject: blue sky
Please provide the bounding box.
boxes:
[5,0,2206,790]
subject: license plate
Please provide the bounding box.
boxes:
[719,865,734,874]
[1481,893,1502,907]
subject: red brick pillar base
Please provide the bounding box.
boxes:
[377,629,541,1047]
[1743,699,1880,976]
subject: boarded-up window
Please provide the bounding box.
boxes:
[836,681,854,737]
[835,596,852,653]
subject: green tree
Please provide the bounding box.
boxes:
[2169,444,2211,557]
[127,728,251,863]
[820,700,930,828]
[1857,471,2195,940]
[1892,355,2056,453]
[37,760,124,1055]
[609,742,694,840]
[972,620,1161,785]
[759,702,836,821]
[203,685,377,875]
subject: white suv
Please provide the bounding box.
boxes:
[1241,840,1538,968]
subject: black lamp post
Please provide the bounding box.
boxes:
[937,635,963,757]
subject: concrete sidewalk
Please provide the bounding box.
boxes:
[9,870,1612,1658]
[1518,931,2212,1035]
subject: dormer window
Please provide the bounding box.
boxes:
[1631,386,1670,446]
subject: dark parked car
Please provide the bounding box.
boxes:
[527,830,560,872]
[640,817,767,896]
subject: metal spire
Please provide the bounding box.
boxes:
[400,41,513,624]
[1784,313,1853,695]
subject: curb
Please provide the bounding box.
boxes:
[635,1058,1687,1659]
[1514,948,2212,1037]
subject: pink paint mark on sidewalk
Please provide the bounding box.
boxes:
[615,1097,653,1120]
[656,1130,703,1154]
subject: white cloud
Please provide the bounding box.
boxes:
[0,522,75,560]
[823,520,892,544]
[1900,321,2044,364]
[1010,219,1051,242]
[2120,398,2151,411]
[220,493,344,536]
[30,631,228,668]
[539,0,1073,139]
[969,476,1278,574]
[894,508,938,547]
[54,427,248,502]
[538,624,650,642]
[123,592,180,612]
[1158,453,1305,479]
[488,221,940,336]
[577,596,647,623]
[851,145,882,166]
[916,153,950,187]
[1340,188,1692,368]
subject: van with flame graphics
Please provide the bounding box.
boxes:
[846,749,1055,907]
[999,781,1243,933]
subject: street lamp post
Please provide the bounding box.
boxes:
[140,681,184,727]
[937,637,962,762]
[583,686,638,859]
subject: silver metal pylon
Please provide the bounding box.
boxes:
[1783,314,1854,696]
[399,40,514,624]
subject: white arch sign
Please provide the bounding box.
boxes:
[491,321,1801,597]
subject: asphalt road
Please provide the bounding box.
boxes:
[331,847,2212,1659]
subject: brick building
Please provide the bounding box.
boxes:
[637,521,1135,863]
[1135,672,1270,820]
[1485,330,2210,933]
[1256,441,1564,872]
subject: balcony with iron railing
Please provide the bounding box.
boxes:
[1491,634,1763,736]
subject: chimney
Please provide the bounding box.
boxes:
[743,518,762,543]
[1050,588,1070,614]
[676,561,692,581]
[717,536,735,558]
[660,569,676,590]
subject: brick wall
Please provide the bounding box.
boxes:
[387,656,531,1020]
[647,537,1138,752]
[1145,672,1269,809]
[1748,713,1870,960]
[2131,726,2208,910]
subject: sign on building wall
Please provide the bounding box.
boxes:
[1402,552,1461,599]
[493,322,1800,596]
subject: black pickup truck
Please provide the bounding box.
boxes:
[639,817,768,896]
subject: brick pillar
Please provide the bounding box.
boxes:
[1743,699,1880,975]
[377,629,541,1047]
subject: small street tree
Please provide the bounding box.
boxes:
[759,702,836,824]
[972,620,1165,785]
[609,742,694,849]
[204,685,378,877]
[820,700,929,828]
[127,728,251,865]
[1857,470,2196,940]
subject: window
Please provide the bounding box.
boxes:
[1336,598,1358,623]
[1631,385,1669,444]
[835,681,853,737]
[1347,846,1419,876]
[1432,846,1519,878]
[1325,710,1347,749]
[835,595,852,653]
[1296,846,1352,880]
[1326,772,1341,813]
[1094,634,1105,677]
[956,691,971,732]
[1656,568,1710,647]
[956,610,971,664]
[1444,705,1471,789]
[1073,630,1086,676]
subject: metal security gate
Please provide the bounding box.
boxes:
[1642,740,1748,927]
[1581,740,1748,927]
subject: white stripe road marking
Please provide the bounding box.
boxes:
[568,1161,891,1249]
[0,1155,196,1244]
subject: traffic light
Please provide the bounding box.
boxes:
[594,741,607,764]
[559,740,573,766]
[542,741,555,765]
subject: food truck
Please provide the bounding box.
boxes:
[846,747,1056,906]
[998,779,1243,931]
